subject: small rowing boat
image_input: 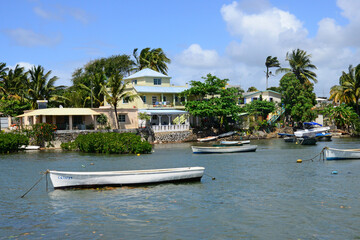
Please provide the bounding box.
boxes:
[197,136,218,142]
[49,167,205,189]
[325,147,360,160]
[191,145,257,154]
[219,141,243,146]
[20,145,40,150]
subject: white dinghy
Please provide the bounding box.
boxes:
[325,147,360,160]
[49,167,205,189]
[191,145,257,154]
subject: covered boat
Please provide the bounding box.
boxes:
[325,147,360,160]
[191,145,257,154]
[294,122,330,138]
[49,167,205,189]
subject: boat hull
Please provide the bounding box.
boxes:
[191,145,257,154]
[49,167,205,189]
[325,148,360,160]
[197,136,218,142]
[294,126,330,138]
[296,137,317,145]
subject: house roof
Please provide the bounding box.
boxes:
[124,68,170,80]
[139,109,188,115]
[17,108,101,117]
[134,86,188,93]
[244,90,281,97]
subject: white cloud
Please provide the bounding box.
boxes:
[33,5,91,24]
[175,44,223,68]
[5,28,61,47]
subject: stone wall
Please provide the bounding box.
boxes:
[153,131,194,143]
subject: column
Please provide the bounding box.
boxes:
[33,116,37,124]
[161,93,164,103]
[93,115,97,130]
[168,115,171,125]
[42,115,46,123]
[173,94,175,106]
[69,115,73,130]
[158,115,162,126]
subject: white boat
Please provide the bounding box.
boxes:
[197,136,218,142]
[325,147,360,160]
[218,131,237,138]
[49,167,205,189]
[191,145,257,154]
[294,122,330,138]
[20,145,40,150]
[219,140,250,145]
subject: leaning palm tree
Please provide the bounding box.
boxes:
[265,56,280,90]
[133,48,171,75]
[276,49,317,84]
[102,72,137,129]
[27,65,64,109]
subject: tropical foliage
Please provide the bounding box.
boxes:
[265,56,280,89]
[276,49,317,84]
[322,104,360,133]
[279,73,316,123]
[247,86,259,92]
[0,132,29,153]
[330,64,360,114]
[133,48,171,75]
[244,99,276,119]
[61,132,152,154]
[182,74,243,128]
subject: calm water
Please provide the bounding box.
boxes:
[1,138,360,239]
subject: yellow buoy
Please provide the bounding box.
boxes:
[297,159,302,163]
[137,153,140,156]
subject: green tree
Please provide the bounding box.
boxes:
[280,73,316,123]
[244,99,276,119]
[267,86,281,92]
[276,49,317,84]
[247,86,258,92]
[322,104,359,132]
[102,72,137,129]
[133,48,171,75]
[27,65,64,109]
[330,64,360,114]
[265,56,280,89]
[1,65,28,101]
[182,74,243,129]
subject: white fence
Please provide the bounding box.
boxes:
[152,124,190,132]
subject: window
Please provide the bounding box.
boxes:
[132,79,137,85]
[123,98,129,103]
[154,78,162,85]
[118,114,126,123]
[180,96,185,102]
[175,96,179,102]
[152,96,157,105]
[269,98,273,102]
[252,97,258,102]
[163,96,167,102]
[141,96,146,103]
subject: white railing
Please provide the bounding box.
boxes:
[151,124,190,132]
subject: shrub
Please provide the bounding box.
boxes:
[30,123,57,147]
[0,132,29,153]
[61,132,152,154]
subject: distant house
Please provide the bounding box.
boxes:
[240,90,282,105]
[104,68,191,132]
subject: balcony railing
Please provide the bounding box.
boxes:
[151,124,189,132]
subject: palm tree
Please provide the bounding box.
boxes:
[133,48,171,75]
[27,65,64,109]
[331,64,360,114]
[102,73,137,129]
[1,65,27,100]
[265,56,280,90]
[276,49,317,84]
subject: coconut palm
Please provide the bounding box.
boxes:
[331,64,360,114]
[265,56,280,89]
[276,49,317,84]
[27,65,64,109]
[102,72,137,129]
[133,48,171,75]
[1,65,28,100]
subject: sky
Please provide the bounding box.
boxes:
[1,0,360,97]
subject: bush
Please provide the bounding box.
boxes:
[61,132,152,154]
[0,132,29,153]
[30,123,57,147]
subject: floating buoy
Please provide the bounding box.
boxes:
[82,165,85,168]
[137,153,140,156]
[297,159,302,163]
[90,163,94,165]
[331,170,338,174]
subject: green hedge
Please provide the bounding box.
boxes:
[0,132,29,153]
[61,132,152,154]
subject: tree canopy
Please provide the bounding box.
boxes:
[265,56,280,90]
[181,74,243,128]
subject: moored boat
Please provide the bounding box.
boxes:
[49,167,205,189]
[197,136,218,142]
[294,122,330,138]
[191,145,257,154]
[296,137,317,145]
[219,140,243,146]
[20,145,41,150]
[315,132,332,141]
[325,147,360,160]
[218,131,237,138]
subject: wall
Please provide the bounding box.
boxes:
[94,108,138,129]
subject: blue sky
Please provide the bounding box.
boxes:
[2,0,360,97]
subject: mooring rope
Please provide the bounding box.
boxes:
[204,173,216,180]
[21,170,49,198]
[301,147,328,162]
